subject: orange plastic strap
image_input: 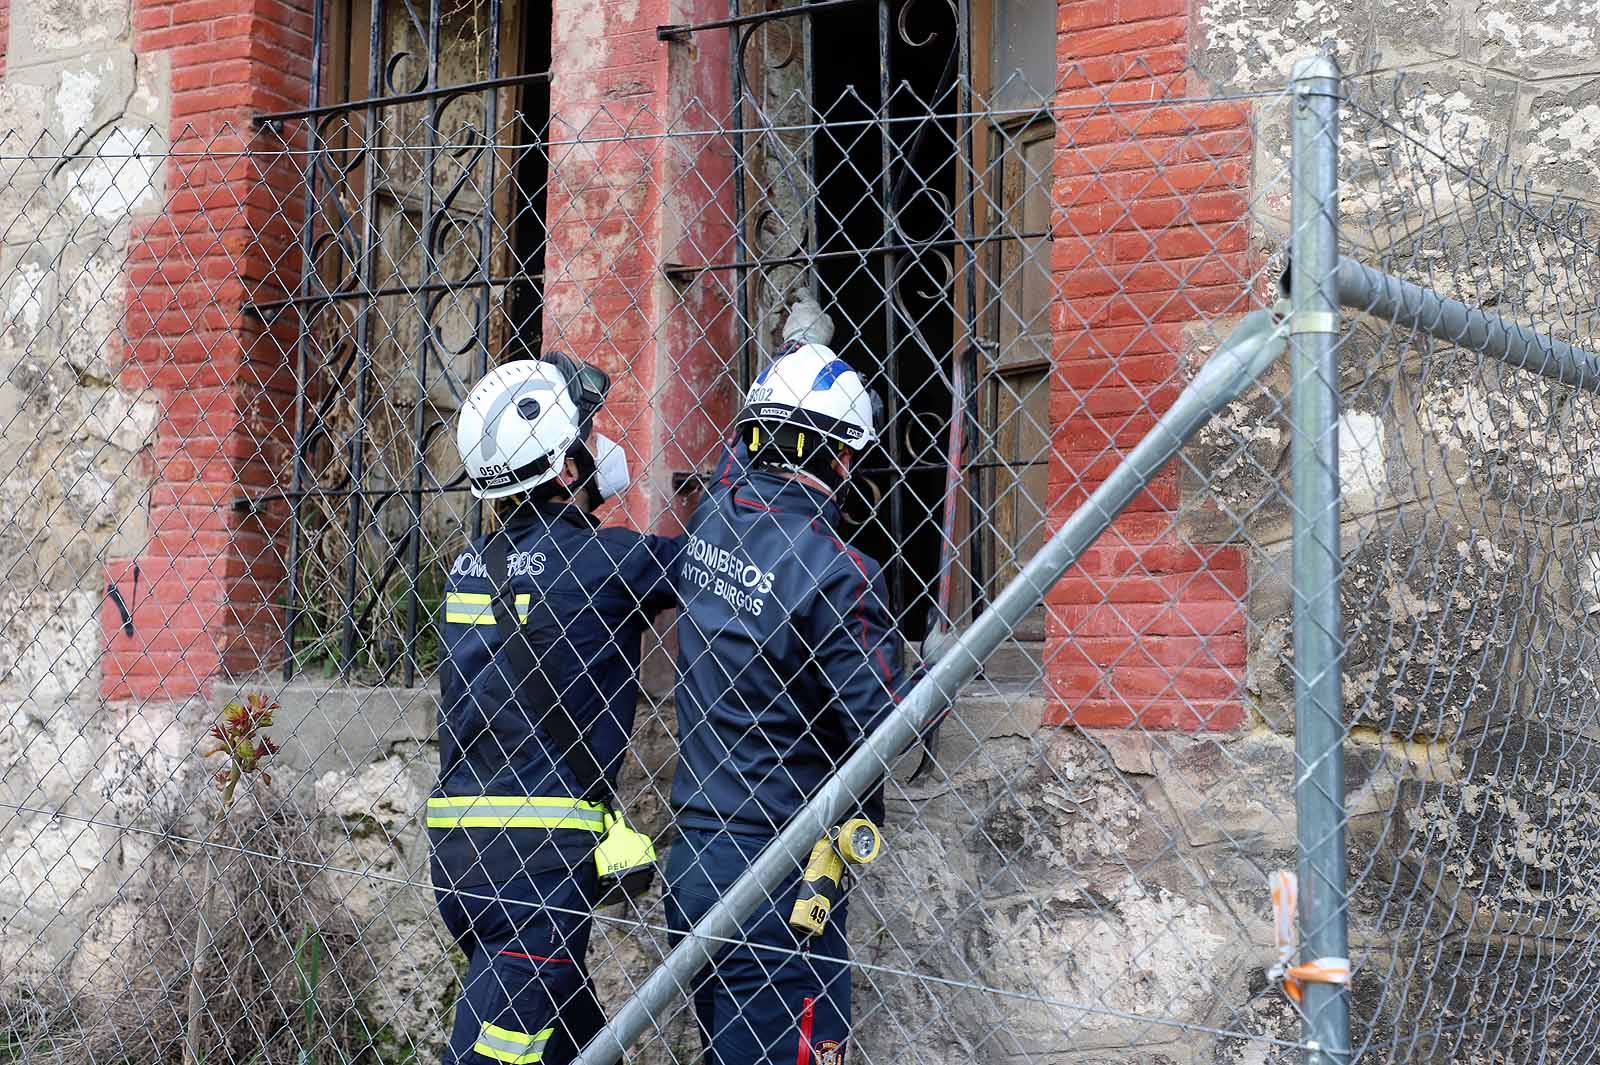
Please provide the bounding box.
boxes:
[1270,871,1296,957]
[1282,958,1351,1004]
[1267,871,1351,1004]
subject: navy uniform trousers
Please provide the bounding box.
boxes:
[436,870,605,1065]
[666,829,852,1065]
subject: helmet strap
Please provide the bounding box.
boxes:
[567,442,600,511]
[746,423,848,491]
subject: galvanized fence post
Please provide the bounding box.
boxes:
[1289,55,1352,1065]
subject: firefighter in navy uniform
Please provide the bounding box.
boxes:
[432,356,679,1065]
[666,342,904,1065]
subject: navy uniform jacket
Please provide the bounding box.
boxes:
[670,463,905,838]
[432,500,680,889]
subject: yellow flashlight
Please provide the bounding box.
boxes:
[788,818,882,936]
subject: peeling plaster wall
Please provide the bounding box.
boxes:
[1187,1,1600,1058]
[1194,0,1600,208]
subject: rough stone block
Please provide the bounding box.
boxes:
[1520,77,1600,203]
[1149,731,1298,851]
[1516,613,1600,741]
[51,124,166,228]
[1413,349,1600,526]
[1364,939,1589,1060]
[32,50,138,153]
[0,587,103,702]
[57,235,131,386]
[1340,71,1520,228]
[7,0,132,68]
[1252,510,1528,738]
[1193,0,1457,92]
[0,815,108,932]
[1183,343,1290,545]
[1475,0,1600,74]
[1392,722,1600,939]
[263,680,435,794]
[853,729,1286,1056]
[0,243,59,352]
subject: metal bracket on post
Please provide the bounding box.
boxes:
[1291,311,1338,335]
[1288,54,1352,1065]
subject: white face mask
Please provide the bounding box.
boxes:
[592,433,631,502]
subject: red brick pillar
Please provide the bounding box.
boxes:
[1045,0,1253,731]
[543,0,735,534]
[101,0,312,701]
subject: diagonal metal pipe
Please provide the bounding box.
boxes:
[574,305,1292,1065]
[1330,256,1600,395]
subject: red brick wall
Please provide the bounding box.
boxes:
[543,0,734,534]
[0,0,10,76]
[1045,0,1254,731]
[102,0,731,699]
[101,0,313,701]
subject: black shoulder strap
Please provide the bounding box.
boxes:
[483,529,615,806]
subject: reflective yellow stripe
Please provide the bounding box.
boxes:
[474,1024,553,1064]
[427,795,607,831]
[444,592,532,626]
[445,610,497,625]
[427,796,604,810]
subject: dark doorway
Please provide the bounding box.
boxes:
[505,6,553,352]
[809,0,966,641]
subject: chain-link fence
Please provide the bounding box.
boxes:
[0,30,1596,1065]
[1308,71,1600,1064]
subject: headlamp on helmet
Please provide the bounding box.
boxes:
[540,351,611,442]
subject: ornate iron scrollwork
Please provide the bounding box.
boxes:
[279,0,519,683]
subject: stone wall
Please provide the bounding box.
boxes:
[1195,0,1600,216]
[0,0,334,1037]
[0,0,166,974]
[0,0,164,730]
[1187,0,1600,1058]
[0,679,460,1054]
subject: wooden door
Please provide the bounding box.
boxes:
[979,118,1054,638]
[968,0,1055,638]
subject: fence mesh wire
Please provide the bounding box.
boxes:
[0,38,1592,1065]
[1323,81,1600,1063]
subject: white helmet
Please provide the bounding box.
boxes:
[457,360,582,499]
[738,343,877,451]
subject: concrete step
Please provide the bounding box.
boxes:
[971,639,1046,686]
[889,681,1050,786]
